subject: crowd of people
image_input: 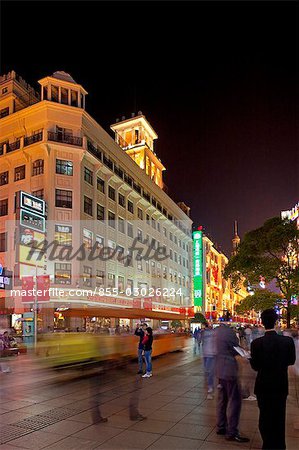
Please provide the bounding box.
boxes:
[191,312,298,447]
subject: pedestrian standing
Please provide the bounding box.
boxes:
[250,309,296,450]
[215,323,249,443]
[244,326,252,350]
[201,323,216,399]
[134,322,147,374]
[142,327,153,378]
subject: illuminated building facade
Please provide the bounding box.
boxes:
[192,230,247,322]
[0,70,193,330]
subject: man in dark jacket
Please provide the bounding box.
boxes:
[215,324,249,443]
[250,309,296,450]
[134,322,147,374]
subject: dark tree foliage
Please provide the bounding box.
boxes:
[224,217,299,327]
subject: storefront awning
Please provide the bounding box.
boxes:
[62,307,190,321]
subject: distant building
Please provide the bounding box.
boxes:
[192,225,247,323]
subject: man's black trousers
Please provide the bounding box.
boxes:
[257,394,287,450]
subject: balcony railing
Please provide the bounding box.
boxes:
[6,140,20,153]
[87,140,102,161]
[24,131,43,147]
[103,155,113,170]
[48,131,82,146]
[114,165,124,179]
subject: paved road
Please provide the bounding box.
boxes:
[0,340,299,449]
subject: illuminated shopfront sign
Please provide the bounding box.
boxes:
[193,230,203,307]
[20,209,46,233]
[20,191,45,216]
[281,202,299,223]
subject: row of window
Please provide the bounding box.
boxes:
[0,130,189,236]
[55,225,189,270]
[0,189,44,217]
[71,143,190,236]
[54,262,189,289]
[0,158,190,243]
[0,165,26,185]
[0,160,44,186]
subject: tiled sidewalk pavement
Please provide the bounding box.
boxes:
[0,346,298,450]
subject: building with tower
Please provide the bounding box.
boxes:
[192,223,248,323]
[0,70,193,332]
[232,220,240,256]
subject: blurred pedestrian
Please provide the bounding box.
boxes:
[250,309,296,450]
[215,323,249,443]
[142,327,153,378]
[0,331,11,373]
[201,323,216,399]
[134,322,147,374]
[193,327,201,355]
[244,326,252,350]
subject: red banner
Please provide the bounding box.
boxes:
[143,298,152,310]
[36,275,50,301]
[133,298,142,308]
[21,276,34,302]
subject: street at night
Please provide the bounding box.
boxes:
[0,341,297,450]
[1,1,299,449]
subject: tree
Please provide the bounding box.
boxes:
[190,312,207,324]
[224,217,299,327]
[171,320,182,329]
[235,289,279,315]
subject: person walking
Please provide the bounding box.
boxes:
[201,323,216,399]
[250,309,296,450]
[142,327,153,378]
[134,322,147,374]
[244,326,252,350]
[215,323,249,443]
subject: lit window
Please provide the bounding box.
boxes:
[108,211,116,228]
[83,266,92,287]
[118,217,125,233]
[108,186,116,201]
[97,204,105,221]
[55,190,72,208]
[56,159,73,176]
[118,193,125,207]
[107,273,116,288]
[0,171,8,186]
[54,224,72,246]
[32,159,44,176]
[14,165,25,181]
[83,228,93,250]
[128,200,134,214]
[127,222,133,238]
[54,263,71,284]
[84,167,93,185]
[97,177,105,193]
[0,199,8,216]
[84,196,93,216]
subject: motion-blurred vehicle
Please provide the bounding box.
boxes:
[36,332,188,370]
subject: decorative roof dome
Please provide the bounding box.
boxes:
[51,71,77,84]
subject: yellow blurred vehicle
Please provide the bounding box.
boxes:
[37,332,188,370]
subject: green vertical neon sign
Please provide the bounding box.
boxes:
[193,230,203,307]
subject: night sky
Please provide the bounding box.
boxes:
[1,2,298,255]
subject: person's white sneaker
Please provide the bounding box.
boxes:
[207,393,213,400]
[142,373,152,378]
[243,395,256,401]
[207,388,213,393]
